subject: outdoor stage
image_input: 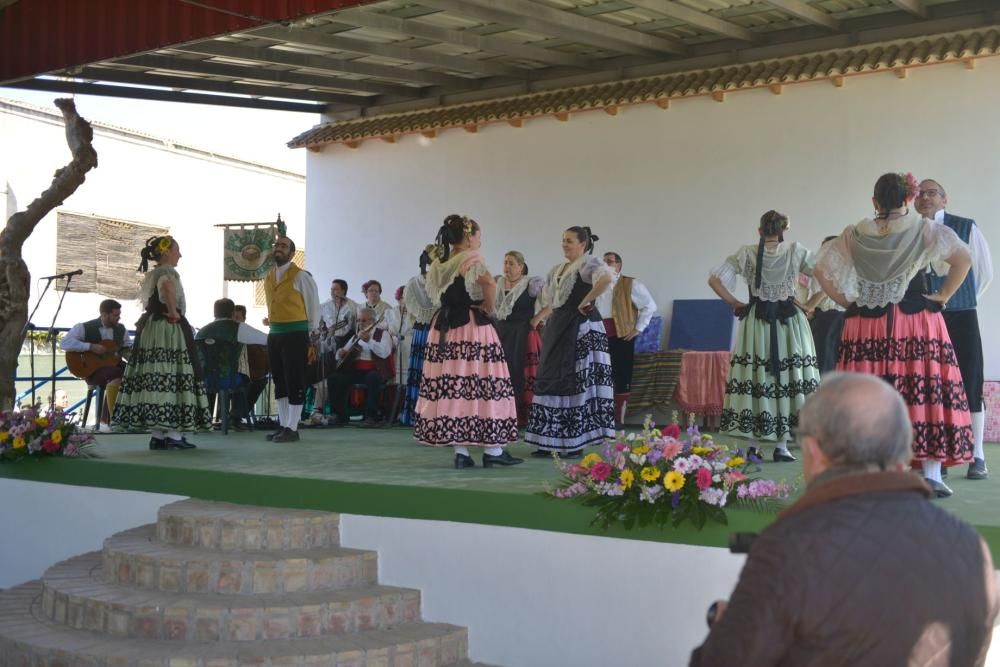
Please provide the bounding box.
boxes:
[2,425,999,558]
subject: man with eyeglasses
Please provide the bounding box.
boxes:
[917,179,993,480]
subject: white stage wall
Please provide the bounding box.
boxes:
[303,57,1000,377]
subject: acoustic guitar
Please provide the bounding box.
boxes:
[65,340,121,379]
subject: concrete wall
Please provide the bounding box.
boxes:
[304,57,1000,376]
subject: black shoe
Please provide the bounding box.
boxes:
[772,449,796,463]
[149,437,166,451]
[163,436,196,450]
[266,428,285,441]
[530,449,553,458]
[358,418,382,429]
[229,421,249,432]
[454,453,475,469]
[746,446,762,461]
[967,458,989,480]
[482,451,524,468]
[562,449,584,459]
[272,429,300,443]
[926,478,953,498]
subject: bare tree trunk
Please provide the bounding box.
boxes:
[0,99,98,410]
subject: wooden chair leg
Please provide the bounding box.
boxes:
[82,386,94,428]
[220,389,230,435]
[96,386,106,428]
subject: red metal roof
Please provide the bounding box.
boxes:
[0,0,372,85]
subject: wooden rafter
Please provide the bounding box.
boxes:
[625,0,758,42]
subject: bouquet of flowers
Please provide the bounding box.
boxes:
[551,416,793,530]
[0,405,96,462]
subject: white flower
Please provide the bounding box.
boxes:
[687,454,704,468]
[673,457,693,474]
[626,432,637,442]
[699,488,728,507]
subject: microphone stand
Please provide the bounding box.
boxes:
[46,273,76,410]
[21,277,58,407]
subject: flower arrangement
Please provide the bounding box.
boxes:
[551,416,793,530]
[0,405,97,462]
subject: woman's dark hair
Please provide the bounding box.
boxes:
[433,214,481,262]
[332,278,348,293]
[754,211,788,290]
[565,226,599,254]
[419,245,434,276]
[822,235,838,244]
[362,280,382,294]
[138,235,174,273]
[873,173,915,218]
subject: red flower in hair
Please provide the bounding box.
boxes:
[901,172,919,203]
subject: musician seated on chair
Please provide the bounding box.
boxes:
[325,307,394,428]
[60,299,131,429]
[233,304,268,421]
[196,298,268,430]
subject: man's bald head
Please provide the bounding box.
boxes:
[797,373,912,477]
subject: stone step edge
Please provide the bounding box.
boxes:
[157,499,341,551]
[0,581,469,664]
[40,553,422,641]
[103,525,377,594]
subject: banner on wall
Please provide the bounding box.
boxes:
[219,215,286,282]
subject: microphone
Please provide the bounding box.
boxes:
[40,269,83,280]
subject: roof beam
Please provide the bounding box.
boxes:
[249,25,527,78]
[624,0,758,42]
[71,66,373,107]
[119,53,419,98]
[4,78,329,113]
[334,9,601,69]
[887,0,927,18]
[763,0,840,30]
[418,0,688,56]
[175,40,474,88]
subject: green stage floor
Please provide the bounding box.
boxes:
[2,425,999,559]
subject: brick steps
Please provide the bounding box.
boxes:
[41,553,421,641]
[0,581,469,666]
[157,500,341,551]
[103,525,377,593]
[0,499,495,666]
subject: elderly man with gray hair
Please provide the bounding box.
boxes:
[691,372,998,667]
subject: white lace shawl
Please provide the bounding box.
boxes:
[494,275,545,321]
[710,242,813,303]
[815,212,967,308]
[542,256,613,310]
[425,250,489,304]
[402,274,437,324]
[138,265,186,314]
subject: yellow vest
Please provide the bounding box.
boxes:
[264,263,307,323]
[611,276,638,336]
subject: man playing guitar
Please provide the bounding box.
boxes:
[325,307,393,428]
[60,299,132,429]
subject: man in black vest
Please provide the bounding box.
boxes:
[196,299,268,430]
[326,307,394,427]
[60,299,132,429]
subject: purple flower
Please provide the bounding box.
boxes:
[645,449,663,465]
[671,491,681,508]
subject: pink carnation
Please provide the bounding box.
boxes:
[614,443,628,452]
[696,467,713,490]
[567,464,588,478]
[590,462,612,482]
[660,441,682,460]
[41,439,60,454]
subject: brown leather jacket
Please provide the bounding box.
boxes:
[691,470,998,667]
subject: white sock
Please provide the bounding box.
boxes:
[286,405,302,431]
[485,446,503,456]
[277,397,289,428]
[151,429,164,440]
[922,460,943,483]
[454,446,470,457]
[972,411,985,460]
[774,438,790,455]
[165,430,181,441]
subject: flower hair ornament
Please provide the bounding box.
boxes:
[157,236,174,254]
[462,216,475,237]
[900,172,919,203]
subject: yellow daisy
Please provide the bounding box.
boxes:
[664,470,685,492]
[640,466,660,482]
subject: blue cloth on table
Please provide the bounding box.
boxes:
[667,299,735,351]
[634,315,663,353]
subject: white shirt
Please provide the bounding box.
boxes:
[338,330,392,361]
[319,298,358,338]
[272,262,321,331]
[934,209,993,299]
[60,321,133,353]
[594,271,658,333]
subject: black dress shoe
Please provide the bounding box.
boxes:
[149,437,166,451]
[454,453,475,469]
[562,449,584,459]
[772,449,796,463]
[530,449,553,458]
[163,437,196,450]
[926,478,953,498]
[266,428,285,441]
[272,429,300,443]
[358,418,382,429]
[482,450,524,467]
[967,458,989,480]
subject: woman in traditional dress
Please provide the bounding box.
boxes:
[525,227,615,457]
[399,247,438,426]
[803,235,846,374]
[113,235,212,449]
[493,251,545,428]
[414,215,521,468]
[708,211,820,463]
[816,172,974,497]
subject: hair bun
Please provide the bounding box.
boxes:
[590,233,600,243]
